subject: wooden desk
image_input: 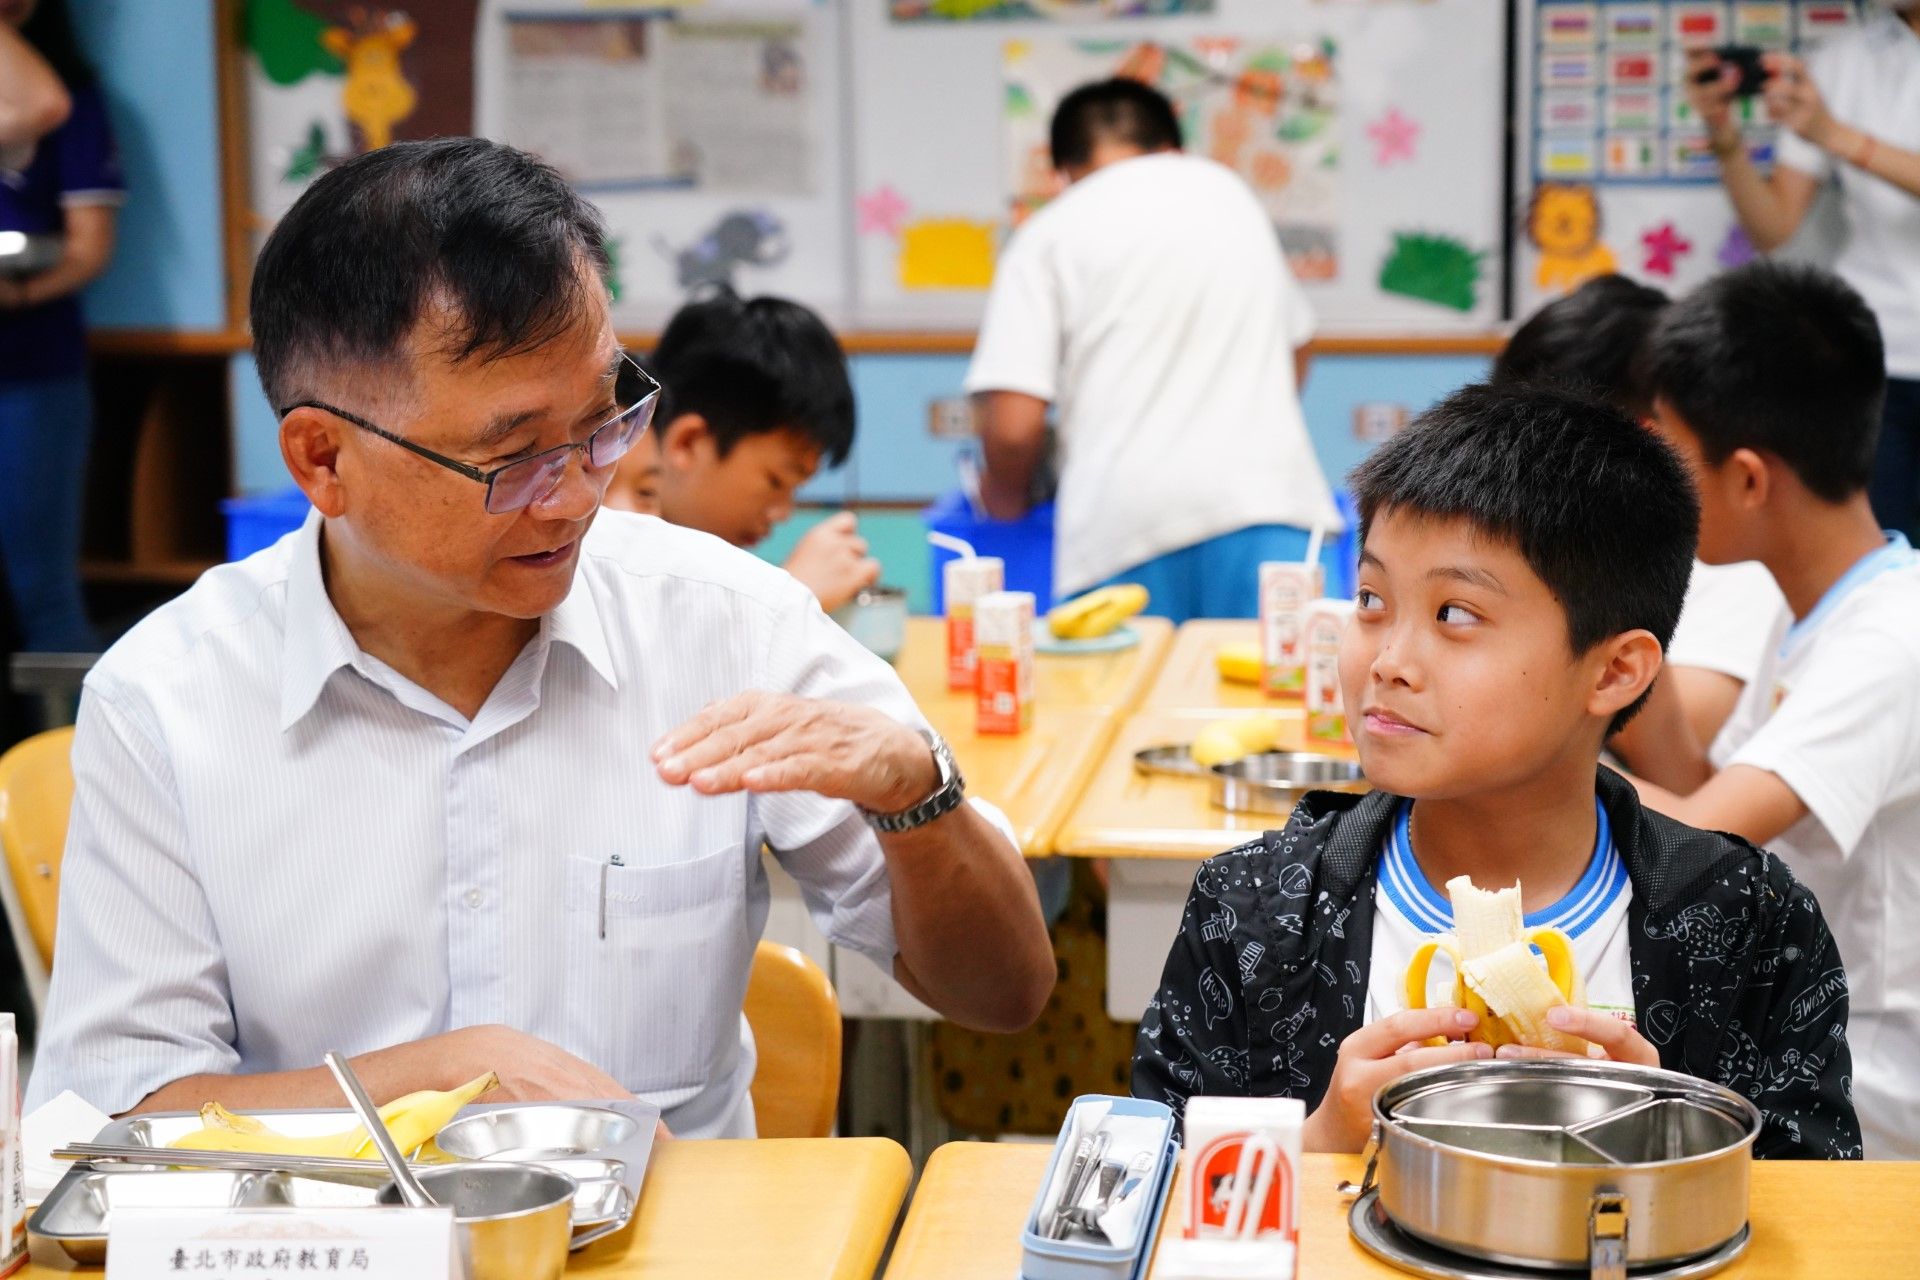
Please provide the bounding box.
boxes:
[26,1137,913,1280]
[1056,708,1354,861]
[885,1142,1920,1280]
[1142,619,1274,711]
[894,616,1174,714]
[1055,709,1359,1019]
[920,701,1122,858]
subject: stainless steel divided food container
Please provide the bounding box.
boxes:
[32,1100,655,1265]
[1360,1061,1760,1272]
[1210,751,1366,814]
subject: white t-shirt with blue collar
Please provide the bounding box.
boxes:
[1364,797,1637,1030]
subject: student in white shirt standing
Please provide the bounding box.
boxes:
[966,78,1341,623]
[1622,262,1920,1159]
[1688,3,1920,538]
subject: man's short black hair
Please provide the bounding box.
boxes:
[252,137,609,413]
[1643,261,1885,502]
[1492,274,1669,417]
[646,289,854,467]
[1049,77,1183,171]
[1351,383,1698,733]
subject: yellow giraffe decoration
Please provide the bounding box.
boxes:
[322,8,418,152]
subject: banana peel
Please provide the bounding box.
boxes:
[1404,876,1589,1054]
[169,1071,500,1158]
[1046,584,1149,640]
[1188,714,1283,767]
[1214,642,1263,686]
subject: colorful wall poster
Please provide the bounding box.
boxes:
[893,0,1211,23]
[495,13,817,195]
[1529,0,1859,187]
[1004,36,1341,281]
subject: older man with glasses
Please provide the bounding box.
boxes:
[26,138,1054,1136]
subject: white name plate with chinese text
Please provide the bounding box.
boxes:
[106,1206,456,1280]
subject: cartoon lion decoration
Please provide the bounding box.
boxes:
[1528,183,1618,294]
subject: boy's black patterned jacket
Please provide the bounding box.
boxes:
[1131,767,1862,1159]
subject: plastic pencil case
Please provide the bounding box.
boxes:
[1021,1094,1179,1280]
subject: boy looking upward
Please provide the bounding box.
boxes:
[1623,262,1920,1159]
[607,291,880,611]
[1134,383,1858,1160]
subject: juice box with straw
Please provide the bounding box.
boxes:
[975,590,1035,735]
[1304,599,1356,747]
[944,556,1004,691]
[1259,562,1323,699]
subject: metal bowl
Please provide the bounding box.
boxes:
[0,230,62,277]
[831,585,908,662]
[1362,1060,1759,1271]
[1210,751,1366,814]
[433,1104,639,1162]
[377,1164,576,1280]
[1132,744,1212,778]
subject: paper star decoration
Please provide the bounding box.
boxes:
[1366,108,1421,167]
[1641,221,1693,277]
[1717,224,1756,270]
[856,185,911,238]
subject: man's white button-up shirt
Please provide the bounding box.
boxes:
[28,510,935,1135]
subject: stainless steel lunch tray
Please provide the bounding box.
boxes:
[32,1100,657,1264]
[1353,1061,1760,1274]
[1210,751,1367,814]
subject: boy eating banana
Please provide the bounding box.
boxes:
[1131,384,1860,1160]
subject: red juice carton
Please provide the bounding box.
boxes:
[975,590,1034,735]
[944,556,1004,691]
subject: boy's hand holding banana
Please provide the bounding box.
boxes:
[1405,876,1591,1055]
[1405,876,1659,1067]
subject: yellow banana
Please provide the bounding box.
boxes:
[170,1071,499,1158]
[1188,714,1283,767]
[1401,877,1588,1052]
[1214,642,1264,685]
[1046,584,1149,640]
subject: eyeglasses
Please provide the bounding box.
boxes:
[281,354,661,514]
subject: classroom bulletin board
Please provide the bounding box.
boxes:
[1511,0,1858,317]
[233,0,1510,334]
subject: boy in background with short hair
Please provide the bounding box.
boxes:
[1491,273,1785,747]
[1621,261,1920,1159]
[1133,382,1858,1160]
[607,290,880,611]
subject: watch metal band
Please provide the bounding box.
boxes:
[864,730,967,833]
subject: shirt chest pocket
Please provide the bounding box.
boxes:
[561,846,752,1101]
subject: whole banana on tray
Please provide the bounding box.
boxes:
[1405,877,1590,1055]
[169,1070,499,1158]
[1046,584,1149,640]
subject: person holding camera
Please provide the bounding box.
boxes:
[1685,5,1920,538]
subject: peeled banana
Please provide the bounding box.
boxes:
[1046,584,1149,640]
[1214,642,1263,686]
[169,1071,500,1158]
[1188,714,1283,767]
[1404,876,1589,1054]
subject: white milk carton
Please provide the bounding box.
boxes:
[944,556,1004,691]
[1303,599,1357,747]
[1182,1095,1304,1246]
[1258,562,1323,699]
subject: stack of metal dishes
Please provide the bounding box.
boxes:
[33,1101,657,1269]
[1346,1060,1760,1280]
[1209,751,1366,814]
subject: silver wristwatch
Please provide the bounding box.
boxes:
[863,729,967,832]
